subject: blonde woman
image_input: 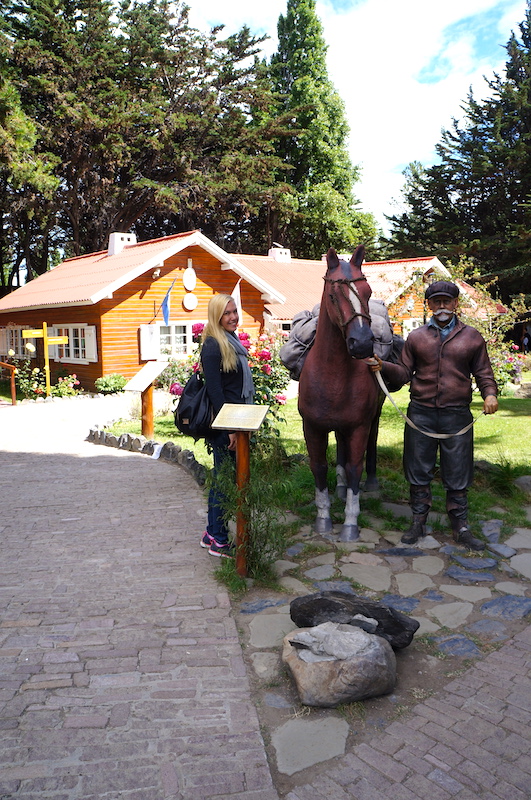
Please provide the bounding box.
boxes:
[200,294,254,557]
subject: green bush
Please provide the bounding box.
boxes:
[12,359,46,398]
[94,373,127,394]
[51,373,81,397]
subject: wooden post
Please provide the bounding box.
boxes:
[235,430,251,577]
[141,383,154,439]
[210,403,269,579]
[0,362,17,405]
[10,366,16,405]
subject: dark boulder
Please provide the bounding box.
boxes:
[290,590,419,649]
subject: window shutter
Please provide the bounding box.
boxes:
[21,326,37,359]
[84,326,98,362]
[139,324,160,360]
[0,328,7,357]
[48,327,59,361]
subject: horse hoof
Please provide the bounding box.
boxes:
[314,517,333,534]
[363,478,379,493]
[339,525,359,542]
[336,485,347,501]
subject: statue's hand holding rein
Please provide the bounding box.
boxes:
[483,394,498,415]
[365,356,382,372]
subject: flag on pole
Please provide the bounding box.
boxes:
[161,279,176,326]
[231,278,243,329]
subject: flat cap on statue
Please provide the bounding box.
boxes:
[425,280,459,300]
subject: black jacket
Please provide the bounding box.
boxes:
[201,335,243,443]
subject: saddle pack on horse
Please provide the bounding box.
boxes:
[280,298,403,380]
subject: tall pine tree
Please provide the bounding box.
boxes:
[385,1,531,301]
[268,0,378,258]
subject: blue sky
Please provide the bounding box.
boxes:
[188,0,528,231]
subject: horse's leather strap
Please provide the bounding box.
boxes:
[374,371,485,439]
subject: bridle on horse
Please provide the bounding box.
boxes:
[323,274,372,334]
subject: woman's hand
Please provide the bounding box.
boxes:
[228,433,237,450]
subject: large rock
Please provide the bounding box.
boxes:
[282,621,396,707]
[290,590,419,649]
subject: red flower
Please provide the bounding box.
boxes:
[170,382,184,396]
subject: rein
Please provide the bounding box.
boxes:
[324,274,372,332]
[374,370,484,439]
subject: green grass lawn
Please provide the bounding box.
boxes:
[107,387,531,472]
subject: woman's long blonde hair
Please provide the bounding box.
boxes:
[203,294,238,372]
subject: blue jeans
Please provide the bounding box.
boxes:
[207,444,235,544]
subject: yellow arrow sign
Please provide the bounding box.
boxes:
[20,322,69,397]
[22,329,44,338]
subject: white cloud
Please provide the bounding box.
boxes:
[187,0,528,232]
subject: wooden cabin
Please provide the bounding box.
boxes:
[0,231,500,392]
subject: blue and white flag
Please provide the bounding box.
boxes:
[161,280,176,325]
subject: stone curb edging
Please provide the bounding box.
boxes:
[86,428,208,486]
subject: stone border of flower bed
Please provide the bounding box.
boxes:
[86,428,207,486]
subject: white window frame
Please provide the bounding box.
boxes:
[0,326,36,359]
[402,318,424,338]
[139,321,206,360]
[50,325,98,364]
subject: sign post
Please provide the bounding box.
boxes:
[124,361,169,439]
[211,404,269,577]
[22,323,69,397]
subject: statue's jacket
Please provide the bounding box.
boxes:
[380,318,498,408]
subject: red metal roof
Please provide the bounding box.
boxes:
[0,231,456,321]
[0,232,201,313]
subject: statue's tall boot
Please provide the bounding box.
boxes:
[447,489,484,551]
[401,485,431,545]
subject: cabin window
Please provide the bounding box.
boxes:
[0,326,36,359]
[51,325,98,363]
[140,322,206,360]
[402,318,424,338]
[160,324,195,356]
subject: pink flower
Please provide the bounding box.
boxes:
[170,382,184,396]
[512,344,519,350]
[238,331,250,341]
[261,364,272,375]
[192,362,200,373]
[257,349,271,361]
[192,322,204,337]
[274,393,287,405]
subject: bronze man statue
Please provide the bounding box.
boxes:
[370,280,498,550]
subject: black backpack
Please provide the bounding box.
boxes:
[173,372,214,440]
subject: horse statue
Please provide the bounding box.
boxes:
[298,245,381,542]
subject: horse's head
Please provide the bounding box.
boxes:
[324,245,374,359]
